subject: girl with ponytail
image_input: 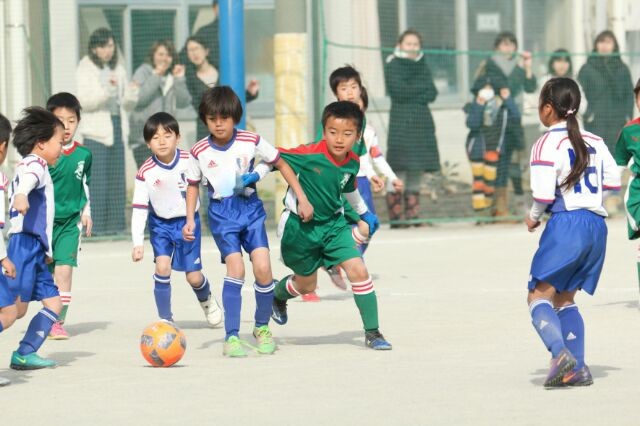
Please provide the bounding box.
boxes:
[524,77,621,388]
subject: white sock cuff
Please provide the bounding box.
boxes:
[528,299,553,315]
[556,304,577,313]
[254,281,275,293]
[351,276,374,295]
[59,292,72,305]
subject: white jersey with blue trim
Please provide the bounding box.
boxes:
[186,129,280,200]
[530,121,621,217]
[8,154,55,256]
[0,172,8,259]
[131,149,195,246]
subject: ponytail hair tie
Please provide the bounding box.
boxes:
[566,109,576,116]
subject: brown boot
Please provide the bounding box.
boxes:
[386,191,405,229]
[404,191,422,227]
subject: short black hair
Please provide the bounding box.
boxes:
[199,86,243,124]
[46,92,82,121]
[329,65,362,96]
[88,27,118,69]
[185,35,209,51]
[321,101,364,134]
[12,107,64,157]
[360,86,369,111]
[143,112,180,142]
[494,31,518,49]
[547,48,573,77]
[634,78,640,96]
[0,113,11,145]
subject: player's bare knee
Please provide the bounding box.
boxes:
[154,257,172,277]
[185,271,204,286]
[342,259,369,282]
[43,297,62,315]
[293,275,317,294]
[0,306,18,328]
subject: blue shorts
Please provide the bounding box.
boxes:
[149,213,202,273]
[528,210,607,295]
[357,176,376,215]
[0,274,14,308]
[208,194,269,262]
[6,234,59,303]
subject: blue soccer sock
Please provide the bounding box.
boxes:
[153,274,173,321]
[254,280,275,327]
[17,308,58,355]
[191,276,211,302]
[558,304,585,369]
[222,277,244,339]
[529,299,565,357]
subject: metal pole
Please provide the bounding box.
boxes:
[455,0,469,101]
[218,0,246,129]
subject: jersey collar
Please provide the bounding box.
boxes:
[547,121,567,132]
[62,141,79,155]
[152,149,180,170]
[208,129,237,151]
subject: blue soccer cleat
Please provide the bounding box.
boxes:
[271,298,288,325]
[365,330,392,350]
[544,348,577,388]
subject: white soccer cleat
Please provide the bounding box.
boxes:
[200,294,223,327]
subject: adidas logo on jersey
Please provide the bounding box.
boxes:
[566,332,577,341]
[37,331,45,338]
[153,179,162,187]
[208,160,218,168]
[194,257,201,265]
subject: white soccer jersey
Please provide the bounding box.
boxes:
[131,149,196,246]
[187,129,280,199]
[8,154,55,256]
[530,122,621,217]
[0,172,8,259]
[358,124,398,181]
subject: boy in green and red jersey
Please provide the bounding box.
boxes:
[46,93,92,339]
[253,101,391,350]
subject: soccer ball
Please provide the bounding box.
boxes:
[140,321,186,367]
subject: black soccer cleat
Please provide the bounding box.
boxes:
[271,298,288,325]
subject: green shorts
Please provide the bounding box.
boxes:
[279,211,361,277]
[50,213,82,268]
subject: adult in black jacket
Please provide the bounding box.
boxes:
[578,30,634,152]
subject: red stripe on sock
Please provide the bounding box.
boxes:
[286,279,300,296]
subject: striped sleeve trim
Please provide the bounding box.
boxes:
[533,197,555,204]
[132,204,148,210]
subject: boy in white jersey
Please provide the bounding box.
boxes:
[182,86,312,357]
[131,112,222,326]
[0,114,17,385]
[6,107,64,370]
[525,78,620,388]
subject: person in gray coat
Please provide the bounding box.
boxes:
[129,40,191,167]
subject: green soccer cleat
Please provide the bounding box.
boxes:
[253,325,276,355]
[10,351,57,370]
[223,336,247,358]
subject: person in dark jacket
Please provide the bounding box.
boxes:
[474,31,535,217]
[384,29,438,227]
[578,30,634,153]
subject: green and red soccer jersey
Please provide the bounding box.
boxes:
[49,141,92,220]
[615,117,640,174]
[279,140,360,222]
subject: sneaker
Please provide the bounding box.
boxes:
[562,365,594,387]
[301,291,321,302]
[223,336,247,358]
[271,298,288,325]
[48,321,69,340]
[543,348,577,388]
[10,351,56,370]
[200,294,223,327]
[326,266,347,291]
[364,330,393,350]
[0,376,9,387]
[253,325,276,354]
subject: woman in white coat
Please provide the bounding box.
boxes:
[76,28,132,235]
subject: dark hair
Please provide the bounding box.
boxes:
[539,77,586,191]
[185,35,209,51]
[398,29,423,47]
[547,48,573,76]
[146,40,177,72]
[0,113,11,144]
[471,73,508,95]
[329,65,362,96]
[199,86,243,124]
[321,101,364,134]
[634,78,640,96]
[360,86,369,111]
[494,31,518,49]
[46,92,82,121]
[593,30,619,53]
[143,112,180,143]
[88,28,118,69]
[12,107,64,157]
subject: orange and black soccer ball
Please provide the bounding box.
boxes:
[140,321,186,367]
